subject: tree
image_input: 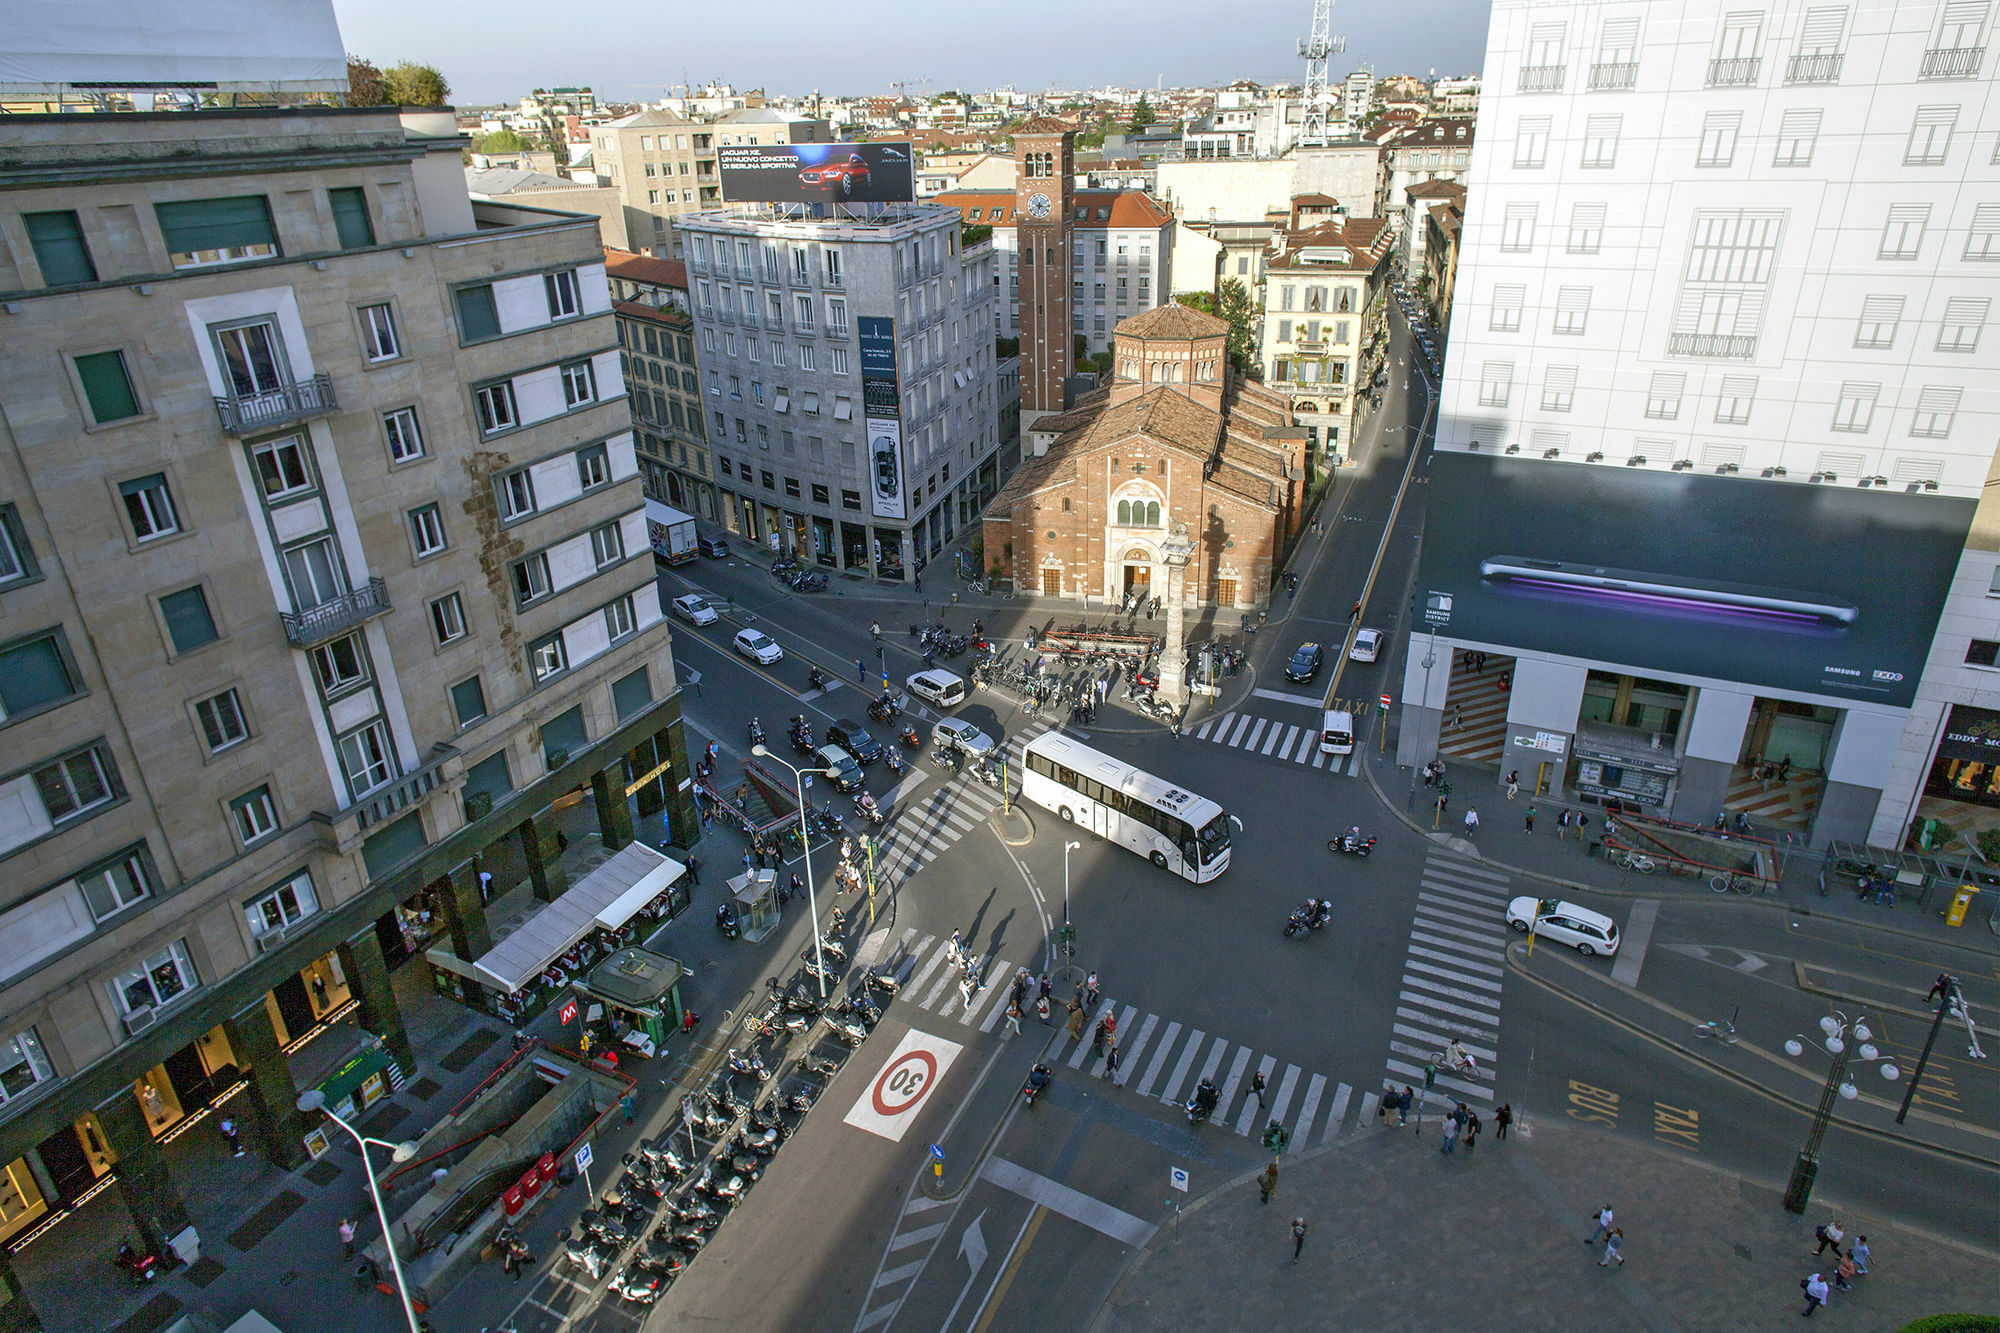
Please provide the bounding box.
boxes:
[383,61,451,108]
[473,129,526,155]
[1175,291,1218,316]
[346,56,390,107]
[1128,95,1156,133]
[1216,278,1257,371]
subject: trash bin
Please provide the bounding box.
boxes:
[1947,885,1979,927]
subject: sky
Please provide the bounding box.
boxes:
[330,0,1494,108]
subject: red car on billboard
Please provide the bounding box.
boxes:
[799,152,871,198]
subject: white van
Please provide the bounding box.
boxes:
[1319,708,1355,756]
[906,669,968,710]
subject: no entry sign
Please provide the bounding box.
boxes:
[844,1029,962,1142]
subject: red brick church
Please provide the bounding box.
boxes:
[982,302,1306,609]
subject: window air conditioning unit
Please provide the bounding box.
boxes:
[123,1008,158,1037]
[257,925,293,953]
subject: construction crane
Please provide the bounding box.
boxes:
[1297,0,1346,148]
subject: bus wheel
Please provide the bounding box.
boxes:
[1150,851,1167,869]
[1058,806,1074,822]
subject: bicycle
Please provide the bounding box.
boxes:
[1709,872,1754,895]
[1615,851,1656,874]
[1693,1008,1739,1044]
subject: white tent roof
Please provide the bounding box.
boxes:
[472,844,684,994]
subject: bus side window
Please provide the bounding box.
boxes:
[1180,837,1197,865]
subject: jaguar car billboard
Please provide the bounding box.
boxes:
[859,317,906,522]
[717,143,914,205]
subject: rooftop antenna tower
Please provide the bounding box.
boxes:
[1297,0,1346,148]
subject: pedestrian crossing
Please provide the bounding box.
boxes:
[1188,701,1370,772]
[863,719,1058,881]
[869,927,1380,1150]
[1381,847,1514,1107]
[1436,651,1513,767]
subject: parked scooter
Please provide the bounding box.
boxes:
[747,716,765,747]
[826,1012,869,1046]
[796,1052,840,1077]
[726,1049,770,1084]
[715,902,741,939]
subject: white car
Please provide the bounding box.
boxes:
[1506,896,1621,957]
[1348,628,1383,662]
[672,593,718,626]
[733,628,783,665]
[932,717,995,762]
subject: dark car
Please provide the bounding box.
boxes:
[799,152,871,198]
[1285,642,1324,684]
[826,719,883,764]
[698,535,730,559]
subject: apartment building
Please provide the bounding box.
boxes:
[0,107,696,1294]
[930,189,1175,354]
[678,204,1001,578]
[1380,118,1477,260]
[1257,214,1395,464]
[1411,0,1999,847]
[591,110,831,260]
[604,250,710,515]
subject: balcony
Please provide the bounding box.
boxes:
[281,577,391,648]
[340,743,458,834]
[1785,51,1843,83]
[1667,332,1758,359]
[787,270,813,289]
[1587,61,1638,90]
[1517,64,1566,93]
[1920,45,1984,79]
[1295,339,1326,354]
[214,374,337,436]
[792,319,817,338]
[1706,55,1762,86]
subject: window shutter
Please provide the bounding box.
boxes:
[154,196,277,256]
[328,188,376,248]
[24,211,96,285]
[455,286,501,342]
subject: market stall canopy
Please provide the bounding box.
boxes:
[472,844,685,993]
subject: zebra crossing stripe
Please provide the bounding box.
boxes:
[1407,944,1504,978]
[1159,1029,1205,1103]
[1117,1013,1159,1086]
[1226,715,1253,746]
[1411,910,1509,947]
[1195,713,1228,740]
[1244,718,1268,751]
[1290,1073,1326,1150]
[973,966,1017,1030]
[906,940,951,996]
[1402,973,1502,1011]
[1409,929,1506,963]
[1330,1084,1357,1142]
[1267,1064,1301,1130]
[1067,1001,1117,1069]
[1195,1035,1229,1090]
[1136,1021,1181,1096]
[1217,1048,1255,1131]
[1398,990,1499,1026]
[1260,724,1288,756]
[1393,1022,1495,1061]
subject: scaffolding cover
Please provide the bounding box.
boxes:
[0,1,349,94]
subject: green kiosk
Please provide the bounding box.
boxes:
[573,948,689,1056]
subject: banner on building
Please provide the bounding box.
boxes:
[860,316,907,522]
[1416,453,1973,710]
[717,143,914,205]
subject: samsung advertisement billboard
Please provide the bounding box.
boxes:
[717,143,915,205]
[859,317,907,522]
[1417,453,1974,710]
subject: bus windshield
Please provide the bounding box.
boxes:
[1197,814,1232,863]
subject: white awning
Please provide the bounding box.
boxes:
[471,843,682,994]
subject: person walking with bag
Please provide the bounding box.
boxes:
[1599,1228,1625,1268]
[1257,1161,1278,1205]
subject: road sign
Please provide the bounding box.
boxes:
[1380,693,1393,711]
[844,1029,963,1142]
[558,998,578,1026]
[929,1144,946,1163]
[1169,1167,1189,1193]
[573,1142,593,1172]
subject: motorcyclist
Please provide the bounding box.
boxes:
[1026,1062,1051,1095]
[1309,899,1332,930]
[1191,1077,1219,1119]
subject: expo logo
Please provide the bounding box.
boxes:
[1873,670,1904,682]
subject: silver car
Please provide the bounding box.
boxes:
[932,718,995,763]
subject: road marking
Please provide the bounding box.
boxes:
[844,1029,962,1142]
[1611,898,1660,987]
[855,1301,898,1332]
[1267,1064,1301,1130]
[886,1221,949,1252]
[1136,1021,1181,1096]
[875,1258,927,1286]
[1194,713,1229,740]
[1346,750,1362,776]
[1411,907,1509,946]
[969,1205,1046,1333]
[1407,944,1504,978]
[907,939,953,997]
[1329,1083,1355,1141]
[1227,715,1253,746]
[1116,1013,1159,1086]
[1392,1022,1495,1060]
[1402,974,1502,1010]
[1243,718,1268,751]
[1291,1073,1326,1149]
[1218,1048,1256,1132]
[1159,1028,1205,1103]
[1261,724,1290,756]
[1251,687,1326,708]
[1397,995,1499,1031]
[903,1193,951,1215]
[1196,1035,1229,1090]
[1409,929,1506,963]
[972,964,1018,1030]
[980,1158,1157,1247]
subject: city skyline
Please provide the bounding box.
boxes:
[329,0,1494,107]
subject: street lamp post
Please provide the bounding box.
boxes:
[751,746,835,999]
[297,1090,421,1332]
[1060,840,1082,985]
[1780,1012,1900,1214]
[1407,625,1438,809]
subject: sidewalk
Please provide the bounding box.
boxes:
[1093,1115,2000,1333]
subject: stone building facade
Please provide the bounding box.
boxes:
[983,303,1302,610]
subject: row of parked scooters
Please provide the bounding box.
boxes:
[555,925,899,1306]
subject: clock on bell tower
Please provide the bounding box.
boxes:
[1014,121,1075,422]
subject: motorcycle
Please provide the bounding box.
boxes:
[1328,829,1376,857]
[1186,1077,1220,1126]
[869,694,900,724]
[899,724,921,749]
[971,761,1004,791]
[796,1052,839,1077]
[805,936,850,969]
[696,1164,746,1206]
[807,666,830,691]
[784,1087,818,1114]
[747,717,765,746]
[715,902,740,939]
[639,1138,695,1179]
[883,750,905,776]
[801,958,841,991]
[1023,1062,1053,1108]
[1283,899,1332,938]
[782,990,824,1016]
[115,1240,169,1288]
[854,794,885,826]
[726,1049,770,1084]
[826,1012,869,1046]
[734,1125,780,1156]
[611,1261,665,1306]
[866,967,902,997]
[559,1229,616,1280]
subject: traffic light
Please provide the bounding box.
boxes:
[1059,922,1076,956]
[1423,1062,1437,1090]
[1262,1120,1289,1153]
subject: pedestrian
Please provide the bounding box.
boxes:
[1813,1219,1845,1256]
[1464,807,1479,836]
[856,658,866,683]
[1449,705,1464,731]
[1250,1069,1267,1109]
[1350,600,1361,622]
[1291,1217,1308,1262]
[1439,1116,1459,1155]
[339,1217,357,1259]
[1494,1103,1513,1140]
[1585,1205,1614,1246]
[1801,1272,1830,1317]
[743,850,755,873]
[1104,1041,1121,1078]
[914,573,922,593]
[1465,1111,1480,1151]
[870,621,881,639]
[1397,1086,1413,1127]
[1600,1228,1625,1268]
[1067,1002,1086,1040]
[1258,1161,1278,1204]
[1834,1253,1855,1291]
[1085,971,1100,1009]
[1927,973,1953,1002]
[1036,993,1051,1025]
[220,1115,242,1157]
[1037,972,1051,1002]
[1004,1001,1022,1036]
[1422,762,1436,788]
[1849,1236,1869,1275]
[1506,771,1519,800]
[620,1090,636,1123]
[1525,805,1537,834]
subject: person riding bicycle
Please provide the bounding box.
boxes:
[1445,1040,1477,1075]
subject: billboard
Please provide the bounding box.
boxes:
[717,143,915,205]
[0,1,348,94]
[1417,453,1973,709]
[859,316,906,522]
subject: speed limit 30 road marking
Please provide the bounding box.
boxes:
[844,1029,962,1142]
